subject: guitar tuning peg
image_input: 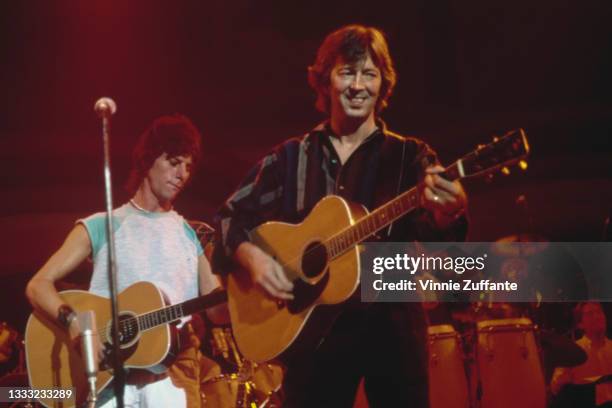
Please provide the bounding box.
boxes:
[519,160,528,171]
[501,166,511,176]
[477,144,486,150]
[486,173,495,183]
[492,136,500,142]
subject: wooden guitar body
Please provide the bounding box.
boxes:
[227,129,530,364]
[228,195,367,363]
[26,281,170,408]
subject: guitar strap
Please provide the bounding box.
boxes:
[372,132,407,239]
[282,130,407,237]
[282,138,300,220]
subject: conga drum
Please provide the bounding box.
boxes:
[476,317,546,408]
[428,324,469,408]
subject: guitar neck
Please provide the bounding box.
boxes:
[136,290,227,331]
[325,161,462,260]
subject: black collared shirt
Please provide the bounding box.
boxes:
[213,122,467,274]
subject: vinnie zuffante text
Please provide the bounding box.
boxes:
[371,253,518,292]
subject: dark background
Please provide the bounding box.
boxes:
[1,1,611,333]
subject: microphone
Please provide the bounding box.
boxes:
[94,97,117,118]
[76,311,99,404]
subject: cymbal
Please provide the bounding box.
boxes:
[575,374,612,385]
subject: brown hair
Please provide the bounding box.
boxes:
[125,114,202,194]
[307,24,397,115]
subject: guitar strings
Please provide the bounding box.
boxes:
[93,185,423,336]
[275,157,471,274]
[274,185,421,273]
[96,303,184,340]
[98,317,138,342]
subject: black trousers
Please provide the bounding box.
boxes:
[281,302,429,408]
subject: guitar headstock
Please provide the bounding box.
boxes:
[459,128,530,179]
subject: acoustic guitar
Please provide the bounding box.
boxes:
[25,281,226,408]
[228,129,530,363]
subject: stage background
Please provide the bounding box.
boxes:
[0,0,611,332]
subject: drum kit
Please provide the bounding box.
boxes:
[0,315,280,408]
[200,325,283,408]
[0,308,591,408]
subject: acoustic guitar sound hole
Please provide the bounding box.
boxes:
[301,241,328,279]
[101,313,140,369]
[118,314,139,345]
[105,313,139,347]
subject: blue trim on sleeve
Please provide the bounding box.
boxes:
[79,214,122,258]
[183,221,204,256]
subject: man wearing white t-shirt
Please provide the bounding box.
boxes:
[26,114,221,407]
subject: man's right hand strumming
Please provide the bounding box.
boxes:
[235,242,294,300]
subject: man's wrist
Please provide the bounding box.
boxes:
[57,304,77,329]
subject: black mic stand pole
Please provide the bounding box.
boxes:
[95,97,124,408]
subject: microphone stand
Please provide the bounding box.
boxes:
[97,100,125,408]
[78,311,99,408]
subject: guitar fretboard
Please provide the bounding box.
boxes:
[325,161,460,259]
[135,290,227,331]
